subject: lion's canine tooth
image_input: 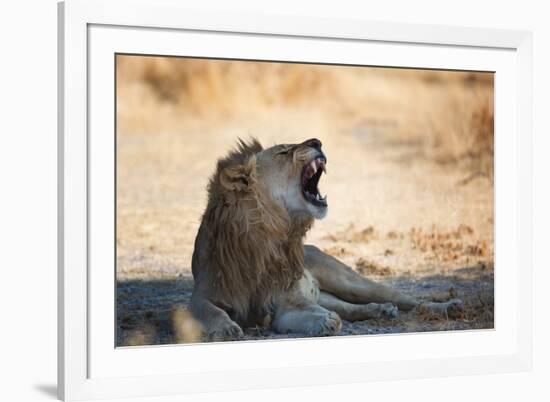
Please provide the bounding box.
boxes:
[310,160,317,174]
[316,158,326,174]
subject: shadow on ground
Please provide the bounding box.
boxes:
[116,266,493,346]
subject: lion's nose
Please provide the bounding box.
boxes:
[303,138,322,150]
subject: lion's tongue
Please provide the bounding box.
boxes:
[304,162,316,180]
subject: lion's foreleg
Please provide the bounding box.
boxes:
[189,291,244,341]
[272,286,342,336]
[272,304,342,336]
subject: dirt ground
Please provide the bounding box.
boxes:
[116,57,494,346]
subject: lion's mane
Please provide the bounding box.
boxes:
[192,139,312,324]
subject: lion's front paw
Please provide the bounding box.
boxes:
[207,320,244,342]
[309,311,342,336]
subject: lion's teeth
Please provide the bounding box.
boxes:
[316,158,327,174]
[316,193,320,200]
[310,160,317,174]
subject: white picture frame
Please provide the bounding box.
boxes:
[58,0,533,400]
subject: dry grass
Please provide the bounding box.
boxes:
[172,309,203,344]
[408,224,492,263]
[323,224,379,243]
[355,258,393,276]
[116,56,493,175]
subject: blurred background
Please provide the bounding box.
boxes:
[116,55,494,345]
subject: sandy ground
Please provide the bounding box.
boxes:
[116,117,494,346]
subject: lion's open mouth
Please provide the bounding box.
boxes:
[301,156,327,207]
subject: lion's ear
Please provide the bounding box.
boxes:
[219,156,257,192]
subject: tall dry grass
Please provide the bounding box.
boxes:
[116,55,493,176]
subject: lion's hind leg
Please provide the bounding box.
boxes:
[318,291,398,321]
[305,245,418,310]
[305,245,464,318]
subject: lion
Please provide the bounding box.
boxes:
[190,138,463,341]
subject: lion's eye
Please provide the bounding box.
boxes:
[276,147,292,156]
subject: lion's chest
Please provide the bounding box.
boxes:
[297,269,320,303]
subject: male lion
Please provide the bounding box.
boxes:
[190,138,463,341]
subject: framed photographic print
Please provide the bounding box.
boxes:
[58,0,533,400]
